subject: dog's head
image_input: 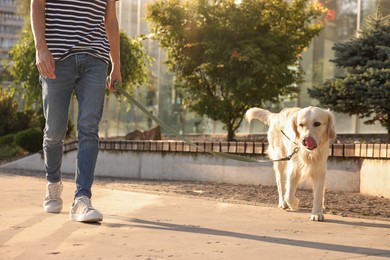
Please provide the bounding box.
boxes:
[291,106,336,151]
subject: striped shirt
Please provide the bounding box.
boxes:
[45,0,111,64]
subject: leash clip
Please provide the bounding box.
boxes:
[286,147,299,160]
[114,80,122,90]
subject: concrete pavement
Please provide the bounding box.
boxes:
[0,171,389,260]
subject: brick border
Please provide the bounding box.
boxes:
[63,140,390,159]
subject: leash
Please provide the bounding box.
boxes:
[280,129,299,146]
[113,81,298,163]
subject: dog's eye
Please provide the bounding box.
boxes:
[314,122,321,127]
[299,123,304,128]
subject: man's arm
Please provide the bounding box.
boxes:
[31,0,56,79]
[105,0,121,92]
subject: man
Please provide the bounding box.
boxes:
[31,0,121,222]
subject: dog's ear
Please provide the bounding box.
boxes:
[289,113,300,140]
[327,110,336,140]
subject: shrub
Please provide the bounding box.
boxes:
[0,144,21,161]
[14,128,43,153]
[0,133,15,146]
[14,110,41,133]
[66,119,75,138]
[0,92,18,136]
[0,90,42,136]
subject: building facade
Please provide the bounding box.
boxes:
[100,0,389,138]
[299,0,390,135]
[0,0,24,67]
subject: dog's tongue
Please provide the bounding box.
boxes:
[304,136,317,150]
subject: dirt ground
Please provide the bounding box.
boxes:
[89,176,390,222]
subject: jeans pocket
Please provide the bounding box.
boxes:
[39,75,43,86]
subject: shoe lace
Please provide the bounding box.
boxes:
[47,183,61,199]
[78,196,94,210]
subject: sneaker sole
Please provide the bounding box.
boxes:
[70,214,103,223]
[44,205,63,214]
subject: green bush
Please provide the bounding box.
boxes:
[0,90,42,136]
[0,144,21,161]
[66,119,75,138]
[0,92,18,136]
[14,110,41,133]
[0,133,15,146]
[14,128,43,153]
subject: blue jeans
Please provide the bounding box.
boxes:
[40,54,107,199]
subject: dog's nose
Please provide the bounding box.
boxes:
[303,136,317,150]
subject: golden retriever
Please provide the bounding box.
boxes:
[245,106,336,221]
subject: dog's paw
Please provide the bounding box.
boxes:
[278,200,289,210]
[286,197,300,211]
[310,213,325,222]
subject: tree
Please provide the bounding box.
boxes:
[308,11,390,140]
[7,31,40,110]
[146,0,330,140]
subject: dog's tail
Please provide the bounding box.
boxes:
[245,107,273,126]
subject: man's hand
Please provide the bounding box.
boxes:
[36,47,56,79]
[106,71,122,93]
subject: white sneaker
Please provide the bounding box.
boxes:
[69,196,103,223]
[43,182,63,213]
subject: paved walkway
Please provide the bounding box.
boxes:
[0,171,389,260]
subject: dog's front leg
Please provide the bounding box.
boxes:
[284,163,300,211]
[311,173,326,221]
[273,162,288,209]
